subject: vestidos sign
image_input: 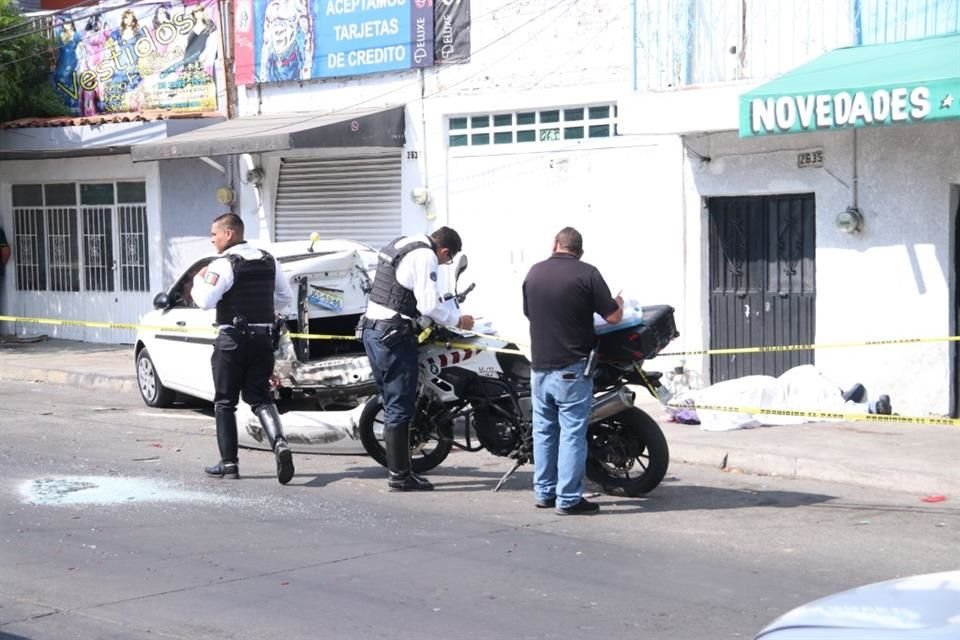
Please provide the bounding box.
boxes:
[749,86,933,135]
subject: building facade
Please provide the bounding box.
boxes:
[0,0,957,417]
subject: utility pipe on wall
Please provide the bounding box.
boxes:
[631,0,637,91]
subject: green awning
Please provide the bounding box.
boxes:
[739,33,960,137]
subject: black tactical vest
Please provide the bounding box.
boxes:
[368,236,435,318]
[215,248,277,325]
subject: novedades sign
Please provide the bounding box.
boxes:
[749,86,934,135]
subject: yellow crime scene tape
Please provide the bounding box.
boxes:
[666,401,960,427]
[0,314,526,353]
[659,335,960,358]
[2,314,957,425]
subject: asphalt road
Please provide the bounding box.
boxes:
[1,380,956,640]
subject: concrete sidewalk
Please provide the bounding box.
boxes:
[2,336,958,497]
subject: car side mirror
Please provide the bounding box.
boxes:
[153,292,171,310]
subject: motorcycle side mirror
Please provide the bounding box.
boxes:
[452,253,468,281]
[153,292,171,310]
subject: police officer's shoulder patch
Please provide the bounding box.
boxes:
[204,272,220,285]
[430,271,437,281]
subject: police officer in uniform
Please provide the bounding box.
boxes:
[192,213,296,484]
[361,226,475,491]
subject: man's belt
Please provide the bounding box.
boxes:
[221,324,273,336]
[361,316,410,331]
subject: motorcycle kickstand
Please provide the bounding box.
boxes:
[493,460,523,492]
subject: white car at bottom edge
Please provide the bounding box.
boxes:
[755,570,960,640]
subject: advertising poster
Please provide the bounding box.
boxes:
[434,0,469,64]
[51,0,222,115]
[234,0,446,85]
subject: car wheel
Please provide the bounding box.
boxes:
[136,347,175,408]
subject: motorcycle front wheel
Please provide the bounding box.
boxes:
[358,395,453,474]
[586,407,669,497]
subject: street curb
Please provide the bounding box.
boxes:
[0,368,137,394]
[668,440,959,496]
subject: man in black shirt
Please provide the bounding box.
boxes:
[522,227,622,515]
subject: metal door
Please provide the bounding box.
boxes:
[273,154,401,248]
[708,194,816,382]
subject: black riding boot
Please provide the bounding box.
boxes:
[205,406,240,479]
[254,404,295,485]
[385,423,433,491]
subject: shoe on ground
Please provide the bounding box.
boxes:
[875,394,892,415]
[535,496,556,509]
[842,383,866,403]
[388,472,434,491]
[555,498,599,516]
[274,440,295,485]
[205,461,239,479]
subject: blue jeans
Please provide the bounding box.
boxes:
[531,359,593,509]
[362,325,419,429]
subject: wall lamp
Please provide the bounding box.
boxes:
[410,186,430,205]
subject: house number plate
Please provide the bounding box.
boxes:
[797,149,824,168]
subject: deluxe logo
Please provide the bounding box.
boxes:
[750,86,932,134]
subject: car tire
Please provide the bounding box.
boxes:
[136,347,176,408]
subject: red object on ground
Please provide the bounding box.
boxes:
[920,494,947,503]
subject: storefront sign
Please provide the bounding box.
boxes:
[746,84,955,136]
[739,35,960,138]
[234,0,444,85]
[51,0,222,115]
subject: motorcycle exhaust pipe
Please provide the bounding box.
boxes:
[589,387,635,424]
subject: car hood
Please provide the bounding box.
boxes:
[755,571,960,639]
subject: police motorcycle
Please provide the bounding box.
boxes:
[357,254,679,497]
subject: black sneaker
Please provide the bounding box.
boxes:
[205,461,239,479]
[555,498,599,516]
[535,496,556,509]
[274,440,295,485]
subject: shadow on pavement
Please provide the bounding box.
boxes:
[607,484,836,514]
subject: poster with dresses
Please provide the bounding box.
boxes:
[51,0,223,115]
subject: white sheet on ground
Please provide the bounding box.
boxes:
[671,364,869,431]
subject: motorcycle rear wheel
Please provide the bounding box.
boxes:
[358,396,453,474]
[586,407,669,497]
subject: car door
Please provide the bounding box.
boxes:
[149,258,217,399]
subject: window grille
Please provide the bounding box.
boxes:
[11,181,149,293]
[447,104,617,148]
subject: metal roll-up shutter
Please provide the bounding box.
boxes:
[274,154,402,248]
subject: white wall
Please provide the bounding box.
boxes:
[442,135,685,342]
[233,0,636,241]
[685,122,959,417]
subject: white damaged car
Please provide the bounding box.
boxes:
[134,237,380,448]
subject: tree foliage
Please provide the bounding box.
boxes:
[0,0,69,123]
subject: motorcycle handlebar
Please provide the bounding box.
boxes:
[455,282,476,304]
[442,282,476,305]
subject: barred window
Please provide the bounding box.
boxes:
[447,104,617,148]
[11,181,149,293]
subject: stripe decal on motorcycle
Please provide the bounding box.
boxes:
[427,349,476,369]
